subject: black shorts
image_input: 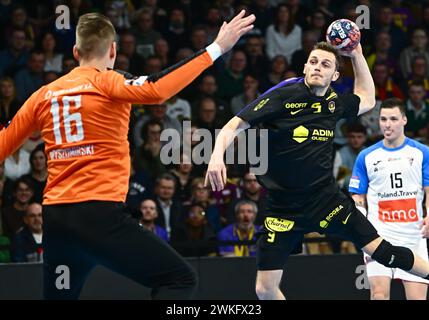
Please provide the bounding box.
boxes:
[43,201,196,299]
[257,189,379,270]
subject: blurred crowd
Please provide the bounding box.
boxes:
[1,0,429,262]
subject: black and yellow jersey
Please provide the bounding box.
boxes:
[236,77,360,204]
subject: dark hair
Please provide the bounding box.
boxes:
[312,42,342,70]
[380,98,406,116]
[29,143,46,171]
[141,119,163,140]
[13,176,34,194]
[155,173,176,187]
[274,3,294,34]
[346,122,367,135]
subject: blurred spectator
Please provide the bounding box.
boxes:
[192,73,229,122]
[366,31,399,80]
[161,7,190,55]
[40,31,63,73]
[139,0,167,30]
[4,6,35,51]
[133,103,182,148]
[61,55,78,75]
[226,172,266,226]
[118,31,145,75]
[126,160,153,215]
[43,71,59,84]
[399,28,429,79]
[405,81,429,139]
[133,119,166,180]
[4,147,30,182]
[105,0,132,31]
[153,37,170,67]
[0,77,20,127]
[114,53,130,72]
[405,55,429,99]
[143,54,162,74]
[305,10,328,42]
[290,30,318,76]
[265,3,302,62]
[133,8,161,58]
[175,47,193,62]
[373,61,404,100]
[165,95,191,121]
[260,54,289,92]
[1,177,34,238]
[374,5,406,58]
[184,177,222,233]
[243,34,270,78]
[315,0,336,20]
[10,202,43,262]
[249,0,274,35]
[218,200,261,257]
[211,179,241,224]
[286,0,309,28]
[0,28,29,77]
[170,153,193,202]
[217,49,247,101]
[205,7,222,44]
[359,101,383,144]
[391,0,415,33]
[138,199,168,242]
[333,123,367,191]
[189,25,208,52]
[14,50,45,101]
[218,0,235,21]
[154,173,184,237]
[194,97,221,140]
[21,144,47,204]
[171,202,217,257]
[230,73,260,115]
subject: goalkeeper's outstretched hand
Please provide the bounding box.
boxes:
[214,10,255,54]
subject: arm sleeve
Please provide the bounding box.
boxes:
[0,93,38,162]
[98,49,215,105]
[338,93,361,121]
[421,145,429,187]
[348,151,369,194]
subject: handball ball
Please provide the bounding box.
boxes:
[326,19,361,51]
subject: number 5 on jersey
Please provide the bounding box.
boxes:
[50,95,84,144]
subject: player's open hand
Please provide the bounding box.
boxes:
[421,216,429,238]
[214,10,255,54]
[204,160,227,192]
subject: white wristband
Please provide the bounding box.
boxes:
[206,42,223,62]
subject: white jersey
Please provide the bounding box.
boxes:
[349,137,429,247]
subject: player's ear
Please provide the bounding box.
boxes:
[72,45,80,61]
[303,63,307,75]
[332,70,339,81]
[403,114,407,125]
[110,41,116,59]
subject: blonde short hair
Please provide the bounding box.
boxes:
[76,13,116,59]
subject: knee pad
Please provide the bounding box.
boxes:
[371,240,414,271]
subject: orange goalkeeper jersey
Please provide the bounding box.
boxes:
[0,49,215,204]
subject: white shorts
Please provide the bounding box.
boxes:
[364,238,429,284]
